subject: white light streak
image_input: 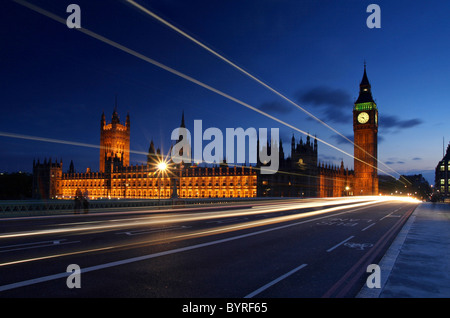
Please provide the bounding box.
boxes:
[0,197,414,240]
[0,131,148,156]
[125,0,408,183]
[0,197,418,268]
[11,0,398,179]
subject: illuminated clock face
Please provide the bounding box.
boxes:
[357,112,369,124]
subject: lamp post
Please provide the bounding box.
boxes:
[156,161,168,206]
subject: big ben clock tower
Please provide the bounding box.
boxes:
[353,64,378,195]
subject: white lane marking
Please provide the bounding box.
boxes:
[0,202,385,269]
[344,242,373,251]
[0,204,378,292]
[244,264,308,298]
[380,213,402,221]
[361,223,376,231]
[379,212,392,221]
[326,236,355,253]
[380,208,402,221]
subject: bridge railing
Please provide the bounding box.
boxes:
[0,197,289,218]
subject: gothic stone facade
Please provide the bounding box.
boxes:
[32,66,381,200]
[32,110,350,200]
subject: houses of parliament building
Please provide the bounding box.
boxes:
[32,66,379,200]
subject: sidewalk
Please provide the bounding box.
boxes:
[357,202,450,298]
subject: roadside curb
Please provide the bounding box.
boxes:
[356,205,418,298]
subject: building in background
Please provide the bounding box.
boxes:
[353,64,379,196]
[33,67,383,200]
[435,143,450,200]
[31,108,350,200]
[32,158,63,200]
[33,109,258,200]
[99,100,130,173]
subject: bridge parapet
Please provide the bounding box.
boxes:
[0,197,287,218]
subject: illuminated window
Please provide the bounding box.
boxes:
[441,166,445,171]
[441,179,445,185]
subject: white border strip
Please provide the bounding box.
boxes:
[244,264,308,298]
[326,236,354,252]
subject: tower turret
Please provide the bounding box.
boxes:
[99,101,130,172]
[355,63,375,104]
[147,140,156,166]
[101,111,106,128]
[291,134,295,154]
[353,64,378,195]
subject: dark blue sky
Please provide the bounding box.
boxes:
[1,0,449,184]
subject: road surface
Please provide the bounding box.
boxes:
[0,197,419,298]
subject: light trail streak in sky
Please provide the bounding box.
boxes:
[0,131,148,156]
[0,130,364,184]
[11,0,400,181]
[124,0,408,184]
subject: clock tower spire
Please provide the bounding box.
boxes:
[353,64,378,195]
[356,63,375,104]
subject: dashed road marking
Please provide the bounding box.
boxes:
[326,236,354,252]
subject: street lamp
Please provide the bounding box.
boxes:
[155,160,169,204]
[153,155,179,204]
[157,161,168,172]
